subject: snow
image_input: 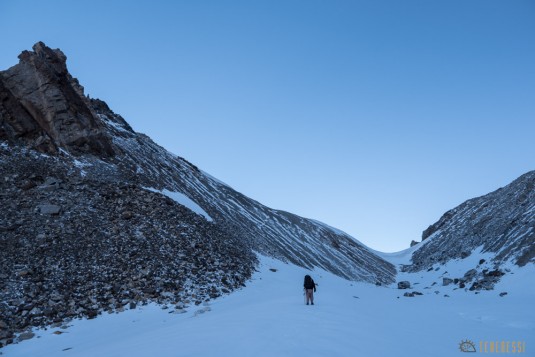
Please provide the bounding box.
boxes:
[392,246,499,289]
[201,170,231,188]
[72,159,91,168]
[73,159,91,177]
[4,255,533,357]
[98,114,129,134]
[144,187,213,222]
[309,219,352,238]
[370,245,419,266]
[56,148,72,160]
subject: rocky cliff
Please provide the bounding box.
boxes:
[0,42,113,156]
[400,170,534,291]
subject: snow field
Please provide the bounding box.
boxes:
[3,255,534,357]
[143,187,213,222]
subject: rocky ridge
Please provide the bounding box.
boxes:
[401,171,535,291]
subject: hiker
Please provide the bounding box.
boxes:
[303,275,317,305]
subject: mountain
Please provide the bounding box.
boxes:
[0,42,395,283]
[399,170,534,291]
[0,42,395,347]
[2,42,533,350]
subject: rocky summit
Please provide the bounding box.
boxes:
[0,42,113,156]
[0,43,396,347]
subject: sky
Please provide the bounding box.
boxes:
[1,1,534,252]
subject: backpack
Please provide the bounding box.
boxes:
[304,275,314,289]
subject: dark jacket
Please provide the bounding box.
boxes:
[304,275,316,292]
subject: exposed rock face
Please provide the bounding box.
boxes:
[401,171,534,291]
[411,171,534,271]
[0,42,114,156]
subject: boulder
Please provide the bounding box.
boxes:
[38,204,61,215]
[39,177,62,190]
[442,278,453,286]
[86,310,98,319]
[486,269,504,277]
[397,281,411,289]
[19,179,36,190]
[476,278,495,290]
[463,269,477,281]
[18,332,35,341]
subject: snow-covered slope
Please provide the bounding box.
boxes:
[413,170,534,269]
[389,171,535,291]
[4,256,533,357]
[0,41,395,288]
[369,171,534,294]
[90,101,395,283]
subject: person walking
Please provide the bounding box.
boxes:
[303,275,317,305]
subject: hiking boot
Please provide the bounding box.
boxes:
[311,302,314,305]
[306,303,309,305]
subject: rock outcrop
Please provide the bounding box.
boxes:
[0,42,114,156]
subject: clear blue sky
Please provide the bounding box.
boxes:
[2,1,534,252]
